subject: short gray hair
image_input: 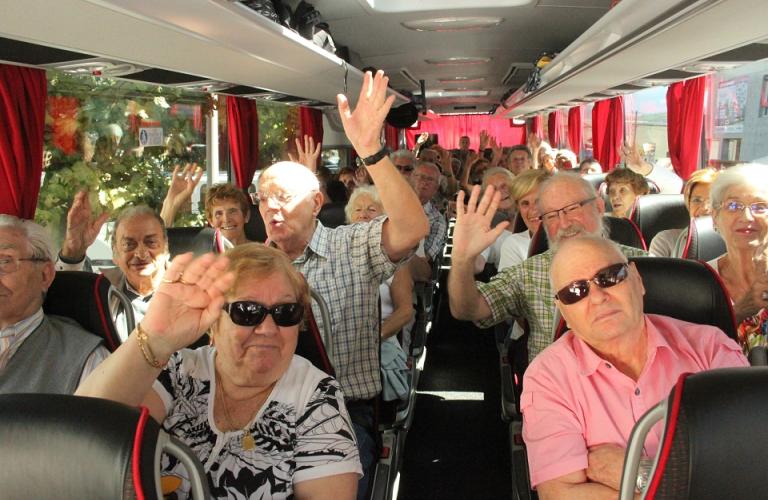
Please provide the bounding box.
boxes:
[390,149,415,164]
[415,160,441,177]
[344,185,383,223]
[536,171,598,212]
[710,163,768,208]
[482,167,514,189]
[0,215,55,261]
[111,205,167,249]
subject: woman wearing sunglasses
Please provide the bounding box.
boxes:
[708,163,768,355]
[77,245,361,499]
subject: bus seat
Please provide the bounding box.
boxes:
[629,193,688,244]
[528,215,646,257]
[244,204,268,242]
[619,368,768,500]
[296,288,335,377]
[0,393,209,500]
[554,257,738,341]
[677,215,726,262]
[167,227,223,257]
[318,202,347,228]
[510,211,528,234]
[43,271,124,352]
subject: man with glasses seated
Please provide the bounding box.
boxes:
[0,215,108,394]
[391,149,415,179]
[448,172,647,362]
[522,236,747,498]
[408,160,448,282]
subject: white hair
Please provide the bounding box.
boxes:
[344,185,383,223]
[710,163,768,208]
[0,214,55,261]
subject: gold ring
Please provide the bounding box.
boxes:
[161,277,179,284]
[178,273,191,285]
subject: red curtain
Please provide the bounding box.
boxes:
[567,106,583,158]
[667,76,708,180]
[528,115,543,140]
[226,96,259,189]
[547,111,563,147]
[299,107,324,146]
[405,114,525,150]
[384,124,399,150]
[0,64,46,218]
[591,97,624,171]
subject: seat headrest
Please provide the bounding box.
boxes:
[167,226,218,257]
[528,215,646,257]
[318,202,348,229]
[244,204,268,242]
[650,368,768,499]
[43,271,120,351]
[630,194,689,243]
[682,216,726,262]
[0,394,159,500]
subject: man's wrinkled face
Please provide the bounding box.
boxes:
[509,150,532,175]
[412,165,440,204]
[258,172,322,247]
[112,214,169,290]
[539,180,605,248]
[0,228,54,328]
[485,173,513,211]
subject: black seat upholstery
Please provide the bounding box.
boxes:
[167,227,224,257]
[528,215,646,257]
[244,203,268,242]
[0,393,209,500]
[678,215,726,262]
[510,211,527,233]
[318,202,347,229]
[295,289,335,376]
[629,194,689,244]
[43,271,123,351]
[620,368,768,500]
[554,257,738,341]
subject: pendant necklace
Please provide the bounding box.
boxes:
[216,371,272,451]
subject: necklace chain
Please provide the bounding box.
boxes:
[215,369,273,451]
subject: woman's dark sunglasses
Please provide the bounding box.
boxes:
[223,301,304,327]
[554,263,630,305]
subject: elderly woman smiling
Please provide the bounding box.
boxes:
[77,246,360,499]
[708,164,768,354]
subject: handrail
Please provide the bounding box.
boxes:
[108,285,135,338]
[619,400,667,500]
[156,432,211,499]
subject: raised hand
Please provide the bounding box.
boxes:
[416,131,430,146]
[61,190,110,260]
[479,130,490,151]
[490,137,503,166]
[451,185,509,263]
[288,135,322,173]
[337,70,396,158]
[166,163,203,209]
[140,252,234,359]
[527,131,541,151]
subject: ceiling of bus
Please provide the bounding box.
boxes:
[313,0,611,114]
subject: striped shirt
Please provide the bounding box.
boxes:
[477,244,647,361]
[292,218,398,400]
[0,308,109,385]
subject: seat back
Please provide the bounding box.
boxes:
[295,288,335,376]
[629,194,689,244]
[679,215,726,262]
[555,257,738,341]
[621,368,768,500]
[318,202,348,229]
[43,271,122,351]
[528,215,646,257]
[244,203,268,242]
[167,227,223,257]
[0,393,209,500]
[510,211,528,234]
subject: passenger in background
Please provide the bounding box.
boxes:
[338,167,357,194]
[523,236,748,498]
[578,158,602,175]
[621,142,684,194]
[604,168,649,218]
[555,149,577,171]
[409,160,447,282]
[0,215,108,394]
[649,168,718,257]
[448,172,646,362]
[57,194,170,341]
[707,164,768,354]
[77,247,361,499]
[507,144,534,175]
[345,186,413,401]
[537,142,557,173]
[482,167,517,226]
[460,155,491,191]
[203,183,252,246]
[256,70,428,499]
[391,149,416,180]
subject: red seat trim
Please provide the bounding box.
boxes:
[699,260,739,341]
[626,217,647,251]
[93,274,118,351]
[132,406,151,500]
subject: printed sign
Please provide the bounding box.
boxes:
[139,127,164,147]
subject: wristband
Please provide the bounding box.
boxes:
[58,251,85,265]
[360,146,391,166]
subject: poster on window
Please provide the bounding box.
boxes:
[715,77,749,133]
[759,75,768,117]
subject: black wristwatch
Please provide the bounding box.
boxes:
[359,146,391,166]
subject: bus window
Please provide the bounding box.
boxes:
[624,85,670,165]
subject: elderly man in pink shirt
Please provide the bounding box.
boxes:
[522,235,748,499]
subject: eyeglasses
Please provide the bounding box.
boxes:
[0,256,49,276]
[537,197,597,223]
[716,200,768,216]
[223,301,304,327]
[255,191,297,207]
[413,174,438,184]
[554,262,630,305]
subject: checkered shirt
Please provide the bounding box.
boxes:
[476,244,647,361]
[293,217,397,400]
[423,201,447,261]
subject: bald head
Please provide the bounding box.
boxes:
[258,161,320,194]
[550,236,626,290]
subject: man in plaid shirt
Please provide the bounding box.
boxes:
[256,70,428,499]
[448,172,646,362]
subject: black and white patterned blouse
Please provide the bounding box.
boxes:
[154,346,361,499]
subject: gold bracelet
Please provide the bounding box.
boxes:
[135,323,165,369]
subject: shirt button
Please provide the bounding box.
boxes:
[635,388,641,396]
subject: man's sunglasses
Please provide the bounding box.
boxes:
[223,301,304,327]
[554,263,630,305]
